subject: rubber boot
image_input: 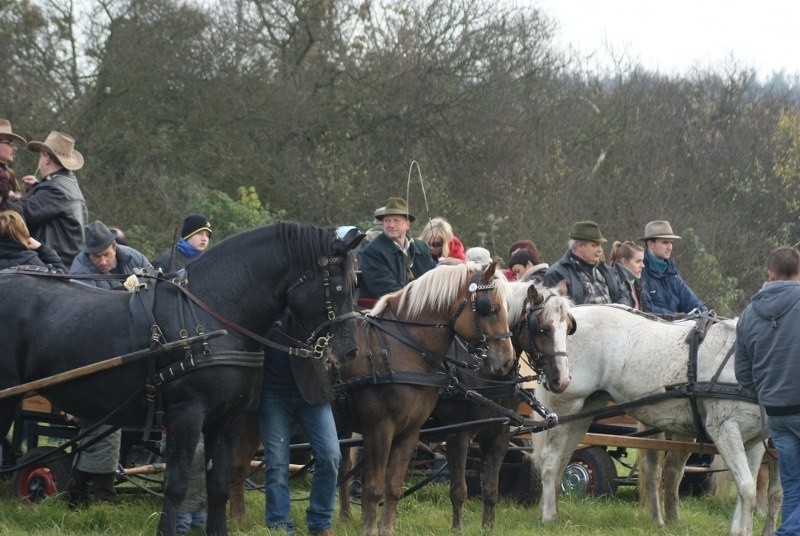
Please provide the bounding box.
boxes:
[91,472,119,503]
[67,468,91,509]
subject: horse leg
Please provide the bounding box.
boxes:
[662,441,691,522]
[638,444,666,526]
[445,432,470,532]
[712,423,760,536]
[157,414,204,536]
[338,433,354,521]
[227,412,261,522]
[204,423,236,536]
[479,427,510,529]
[379,431,421,536]
[763,451,781,536]
[534,413,594,523]
[360,429,392,536]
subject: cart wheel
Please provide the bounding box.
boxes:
[12,447,73,502]
[561,446,617,498]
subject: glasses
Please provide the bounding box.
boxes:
[430,241,444,248]
[0,139,15,146]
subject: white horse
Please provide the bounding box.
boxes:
[533,304,781,536]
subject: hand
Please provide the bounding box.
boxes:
[22,175,38,191]
[26,237,41,250]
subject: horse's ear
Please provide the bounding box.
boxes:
[342,231,367,253]
[527,283,542,306]
[555,279,568,297]
[481,260,498,283]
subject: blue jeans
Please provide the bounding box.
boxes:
[769,414,800,536]
[259,388,341,533]
[175,510,207,534]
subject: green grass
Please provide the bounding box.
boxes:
[0,473,766,535]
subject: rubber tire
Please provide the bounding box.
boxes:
[12,447,73,502]
[561,446,618,498]
[501,448,542,505]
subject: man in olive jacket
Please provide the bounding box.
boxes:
[358,197,435,303]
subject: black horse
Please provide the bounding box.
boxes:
[0,222,365,536]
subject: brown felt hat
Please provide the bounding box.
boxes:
[27,131,84,171]
[0,119,26,144]
[569,221,607,244]
[376,197,415,222]
[639,220,681,241]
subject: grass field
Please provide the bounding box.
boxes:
[0,469,768,536]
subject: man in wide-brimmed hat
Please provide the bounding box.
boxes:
[544,220,623,304]
[639,220,706,314]
[358,196,435,303]
[13,131,88,266]
[0,119,26,209]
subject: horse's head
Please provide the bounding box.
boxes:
[449,261,516,376]
[509,280,574,393]
[285,227,365,363]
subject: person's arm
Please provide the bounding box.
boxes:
[359,246,402,298]
[734,317,754,390]
[17,183,66,225]
[29,238,66,272]
[676,278,707,313]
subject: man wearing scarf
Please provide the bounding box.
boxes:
[153,213,212,273]
[544,221,623,305]
[639,220,706,315]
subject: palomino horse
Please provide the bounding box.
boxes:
[533,305,781,536]
[0,222,364,536]
[337,261,516,536]
[431,281,573,530]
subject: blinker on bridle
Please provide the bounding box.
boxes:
[451,274,512,367]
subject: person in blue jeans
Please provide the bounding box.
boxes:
[259,312,340,536]
[735,246,800,536]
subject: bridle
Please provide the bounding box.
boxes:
[449,272,513,370]
[513,291,576,384]
[277,254,359,359]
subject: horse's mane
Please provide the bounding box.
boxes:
[506,281,574,325]
[186,221,353,286]
[372,263,509,318]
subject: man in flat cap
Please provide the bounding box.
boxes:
[639,220,706,314]
[544,220,623,304]
[358,197,435,305]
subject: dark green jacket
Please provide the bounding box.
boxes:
[359,233,435,299]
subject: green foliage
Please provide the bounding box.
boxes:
[194,186,284,241]
[679,228,743,317]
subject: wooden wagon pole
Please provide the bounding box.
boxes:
[0,329,228,401]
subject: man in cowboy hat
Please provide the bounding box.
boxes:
[639,220,706,314]
[544,220,623,304]
[13,131,88,267]
[358,196,435,304]
[0,119,26,210]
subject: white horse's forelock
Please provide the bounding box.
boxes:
[507,281,574,325]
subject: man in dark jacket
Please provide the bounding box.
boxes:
[358,197,435,303]
[544,221,623,304]
[639,220,706,314]
[735,247,800,536]
[14,131,88,267]
[70,220,151,289]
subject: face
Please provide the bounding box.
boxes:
[573,240,604,265]
[381,215,410,245]
[427,236,444,256]
[512,262,532,280]
[619,250,645,277]
[648,238,673,260]
[88,244,117,273]
[186,230,210,251]
[0,138,17,165]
